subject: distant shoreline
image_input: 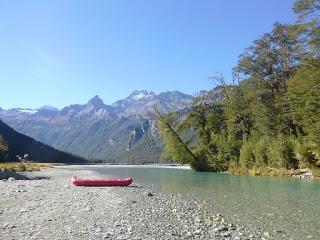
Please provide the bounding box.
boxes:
[57,163,192,170]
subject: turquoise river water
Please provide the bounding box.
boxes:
[85,165,320,239]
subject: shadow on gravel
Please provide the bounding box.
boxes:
[1,169,50,181]
[1,169,31,180]
[28,176,51,180]
[126,185,143,189]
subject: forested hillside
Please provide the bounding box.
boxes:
[160,0,320,175]
[0,120,87,163]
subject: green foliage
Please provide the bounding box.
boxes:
[294,0,320,57]
[239,139,256,170]
[267,135,299,169]
[159,146,173,162]
[208,133,240,171]
[223,85,252,141]
[159,114,196,165]
[239,135,299,172]
[236,23,302,91]
[294,0,320,18]
[159,112,212,171]
[159,0,320,175]
[287,63,320,143]
[254,137,269,167]
[295,139,320,168]
[191,148,212,171]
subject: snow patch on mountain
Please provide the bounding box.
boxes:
[17,109,38,114]
[132,91,155,100]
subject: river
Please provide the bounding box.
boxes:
[83,165,320,239]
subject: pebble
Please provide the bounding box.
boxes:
[114,222,121,227]
[228,223,236,230]
[15,189,27,192]
[2,223,9,229]
[193,229,201,235]
[8,177,16,182]
[263,231,270,237]
[220,231,231,237]
[147,192,154,197]
[217,225,228,231]
[82,207,93,211]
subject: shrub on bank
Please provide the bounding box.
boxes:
[239,139,255,170]
[267,135,298,169]
[238,135,300,174]
[0,162,52,172]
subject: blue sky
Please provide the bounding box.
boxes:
[0,0,296,109]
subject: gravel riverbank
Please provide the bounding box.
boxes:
[1,166,271,240]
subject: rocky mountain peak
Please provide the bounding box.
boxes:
[87,95,105,108]
[39,105,59,112]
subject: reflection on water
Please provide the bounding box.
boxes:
[91,166,320,239]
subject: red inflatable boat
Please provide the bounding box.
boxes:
[71,176,133,187]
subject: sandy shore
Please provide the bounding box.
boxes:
[0,166,265,240]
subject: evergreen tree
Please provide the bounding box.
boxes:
[287,63,320,143]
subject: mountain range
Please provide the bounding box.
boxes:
[0,90,193,163]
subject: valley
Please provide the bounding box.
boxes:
[0,90,192,163]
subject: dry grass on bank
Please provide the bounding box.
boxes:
[0,162,53,172]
